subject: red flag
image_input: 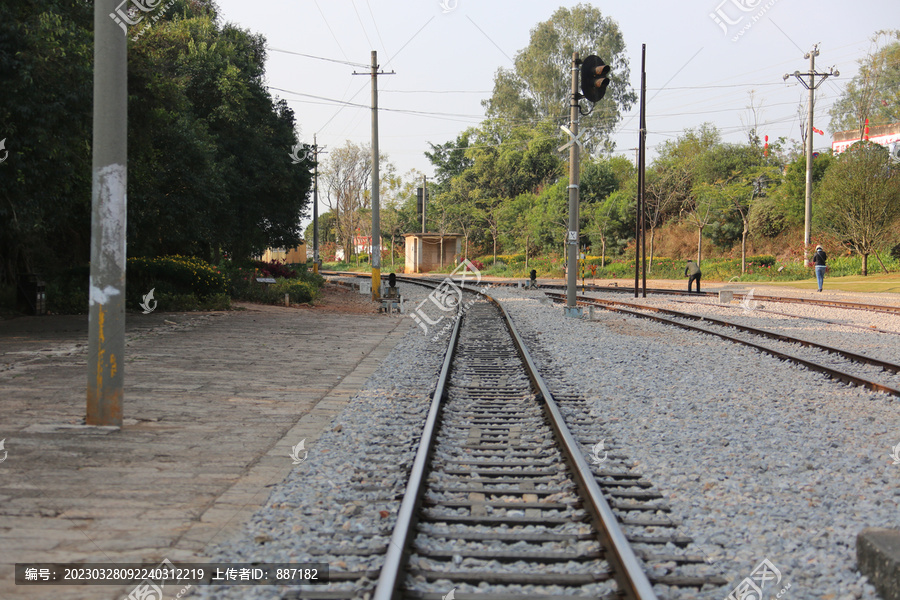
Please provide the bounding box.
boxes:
[812,127,824,135]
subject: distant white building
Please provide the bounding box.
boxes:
[832,121,900,158]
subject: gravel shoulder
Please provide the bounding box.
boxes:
[491,287,898,599]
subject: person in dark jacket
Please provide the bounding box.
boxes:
[684,260,702,293]
[811,245,827,292]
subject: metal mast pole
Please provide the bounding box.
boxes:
[565,52,581,317]
[639,44,647,298]
[370,50,381,300]
[87,0,127,426]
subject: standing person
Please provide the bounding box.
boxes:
[811,245,827,292]
[684,260,702,293]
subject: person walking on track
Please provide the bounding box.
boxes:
[811,245,827,292]
[684,260,702,293]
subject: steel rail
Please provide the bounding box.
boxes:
[548,292,900,398]
[660,297,900,337]
[387,273,900,315]
[486,295,659,600]
[372,290,463,600]
[554,283,900,315]
[351,272,659,599]
[547,292,900,376]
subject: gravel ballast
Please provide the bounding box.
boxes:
[492,286,899,599]
[192,280,899,600]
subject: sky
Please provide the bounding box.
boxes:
[211,0,895,217]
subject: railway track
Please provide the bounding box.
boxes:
[543,282,900,316]
[363,286,725,600]
[545,291,900,398]
[355,272,900,316]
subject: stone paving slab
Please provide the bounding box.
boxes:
[0,300,408,599]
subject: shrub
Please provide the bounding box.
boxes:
[253,260,297,279]
[41,258,230,314]
[128,255,227,303]
[222,259,324,305]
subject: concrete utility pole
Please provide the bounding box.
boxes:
[87,0,128,426]
[355,51,393,300]
[564,52,582,317]
[312,135,325,275]
[421,175,427,234]
[784,45,838,251]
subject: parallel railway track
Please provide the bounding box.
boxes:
[545,291,900,398]
[542,282,900,316]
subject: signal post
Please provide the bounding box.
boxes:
[563,52,609,317]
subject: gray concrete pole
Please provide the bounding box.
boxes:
[804,48,817,250]
[370,50,381,300]
[87,0,127,426]
[566,52,580,315]
[312,135,319,275]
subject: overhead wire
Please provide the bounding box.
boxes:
[350,0,375,53]
[313,0,349,62]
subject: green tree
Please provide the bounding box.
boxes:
[425,130,474,185]
[766,152,834,228]
[586,192,627,266]
[815,141,900,275]
[483,3,636,153]
[829,31,900,134]
[0,1,94,282]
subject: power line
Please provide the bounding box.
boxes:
[365,0,388,58]
[351,0,375,52]
[313,0,349,62]
[267,47,367,68]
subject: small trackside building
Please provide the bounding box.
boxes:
[403,233,463,274]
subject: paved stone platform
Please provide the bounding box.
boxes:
[0,296,407,599]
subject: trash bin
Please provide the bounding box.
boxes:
[17,273,47,315]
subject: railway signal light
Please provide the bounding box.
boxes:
[581,55,610,103]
